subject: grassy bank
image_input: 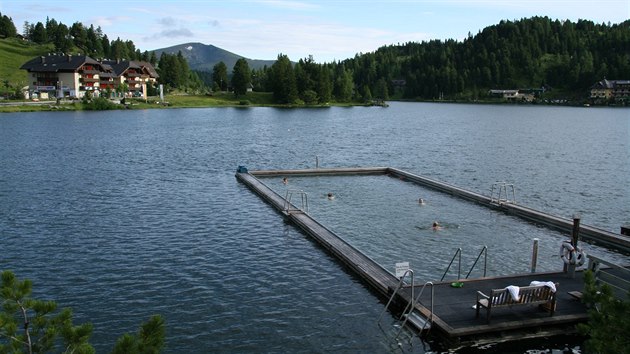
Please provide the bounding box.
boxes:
[0,39,52,89]
[155,91,277,107]
[0,91,367,113]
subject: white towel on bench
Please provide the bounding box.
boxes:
[505,285,520,301]
[529,281,556,292]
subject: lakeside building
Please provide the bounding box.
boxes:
[20,54,159,100]
[590,79,630,103]
[487,89,544,102]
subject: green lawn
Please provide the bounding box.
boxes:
[1,92,334,113]
[0,38,52,90]
[158,91,277,107]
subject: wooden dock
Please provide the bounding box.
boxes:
[396,272,588,347]
[248,166,630,253]
[235,166,618,346]
[236,169,398,297]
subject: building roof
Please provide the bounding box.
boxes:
[100,59,140,76]
[488,89,518,94]
[99,59,159,78]
[136,61,160,78]
[21,54,160,81]
[591,79,630,89]
[99,63,116,78]
[20,54,101,73]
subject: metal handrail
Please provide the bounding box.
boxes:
[465,245,488,279]
[587,254,630,300]
[440,248,462,281]
[283,189,309,213]
[377,269,414,324]
[397,281,434,337]
[491,182,516,204]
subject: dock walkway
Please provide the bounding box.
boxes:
[236,170,398,297]
[235,166,609,346]
[248,167,630,253]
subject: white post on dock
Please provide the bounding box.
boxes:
[531,238,539,273]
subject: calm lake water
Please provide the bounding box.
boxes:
[1,102,629,353]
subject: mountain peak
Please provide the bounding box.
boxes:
[152,42,274,72]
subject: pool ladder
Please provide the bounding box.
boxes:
[490,182,516,204]
[377,269,433,338]
[283,189,309,214]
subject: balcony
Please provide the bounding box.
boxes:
[35,80,57,86]
[80,77,99,83]
[126,79,142,87]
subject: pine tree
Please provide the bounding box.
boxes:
[31,22,47,44]
[231,58,251,97]
[0,270,165,354]
[317,65,332,103]
[577,270,630,354]
[270,54,297,104]
[0,12,18,38]
[212,62,228,91]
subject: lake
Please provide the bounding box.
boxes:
[1,102,628,353]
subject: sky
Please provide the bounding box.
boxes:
[1,0,629,63]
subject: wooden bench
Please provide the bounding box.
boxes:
[476,283,558,323]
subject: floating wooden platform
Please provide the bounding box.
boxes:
[248,167,630,253]
[236,170,398,296]
[396,272,588,347]
[235,166,622,346]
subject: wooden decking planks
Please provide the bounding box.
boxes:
[258,165,629,253]
[251,167,389,177]
[402,271,589,339]
[235,167,615,345]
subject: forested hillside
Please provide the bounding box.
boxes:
[2,12,629,104]
[343,17,630,100]
[245,17,630,104]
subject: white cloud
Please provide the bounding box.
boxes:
[255,0,319,10]
[143,28,195,42]
[202,19,430,61]
[91,16,132,27]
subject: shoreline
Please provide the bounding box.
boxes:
[1,95,626,113]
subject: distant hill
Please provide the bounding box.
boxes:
[152,42,276,72]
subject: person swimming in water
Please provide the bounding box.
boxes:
[432,221,442,230]
[282,177,288,184]
[418,198,425,205]
[327,192,335,200]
